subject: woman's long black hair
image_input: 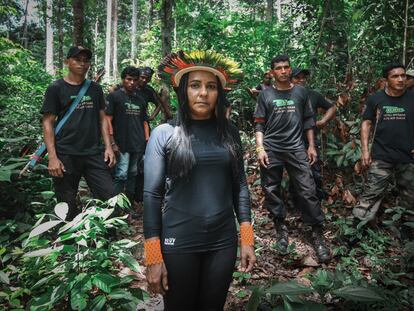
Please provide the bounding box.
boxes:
[167,72,241,180]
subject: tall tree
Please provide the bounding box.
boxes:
[21,0,29,48]
[112,0,118,80]
[45,0,54,75]
[266,0,273,22]
[72,0,84,45]
[161,0,174,56]
[105,0,112,78]
[131,0,137,60]
[56,0,64,70]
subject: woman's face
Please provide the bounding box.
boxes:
[187,70,218,120]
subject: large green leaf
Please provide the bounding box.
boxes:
[118,252,141,273]
[28,220,62,239]
[92,274,119,294]
[333,286,385,302]
[0,271,10,284]
[246,286,263,311]
[70,289,88,310]
[266,281,314,296]
[88,295,106,311]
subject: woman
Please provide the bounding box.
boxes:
[143,50,256,311]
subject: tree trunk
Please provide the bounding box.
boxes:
[72,0,84,45]
[112,0,118,80]
[402,0,409,65]
[93,17,99,67]
[149,0,155,28]
[266,0,273,22]
[45,0,54,75]
[276,0,282,21]
[57,0,64,70]
[161,0,174,56]
[105,0,112,79]
[21,0,29,48]
[131,0,137,60]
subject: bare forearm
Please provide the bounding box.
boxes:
[42,116,58,159]
[361,120,372,152]
[100,111,112,148]
[255,131,264,147]
[306,128,315,147]
[321,105,336,124]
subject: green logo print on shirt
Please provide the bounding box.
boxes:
[273,99,295,107]
[382,105,406,121]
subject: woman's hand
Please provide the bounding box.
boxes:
[239,245,256,273]
[146,262,169,295]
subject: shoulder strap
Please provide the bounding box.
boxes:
[26,79,92,171]
[54,79,92,135]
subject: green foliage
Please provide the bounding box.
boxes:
[0,196,144,310]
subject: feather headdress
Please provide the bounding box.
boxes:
[158,50,243,88]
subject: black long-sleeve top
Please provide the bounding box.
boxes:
[143,118,251,253]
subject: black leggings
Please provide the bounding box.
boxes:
[163,245,237,311]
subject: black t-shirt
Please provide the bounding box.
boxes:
[105,88,148,153]
[304,89,333,145]
[362,90,414,163]
[254,85,315,152]
[135,85,159,112]
[41,79,105,155]
[143,119,251,253]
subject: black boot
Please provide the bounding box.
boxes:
[274,218,289,254]
[312,225,331,263]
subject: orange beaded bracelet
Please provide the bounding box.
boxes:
[144,239,164,266]
[240,223,254,246]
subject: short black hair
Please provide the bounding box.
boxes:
[382,62,405,78]
[270,55,290,69]
[121,66,139,79]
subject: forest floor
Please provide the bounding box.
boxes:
[124,181,409,311]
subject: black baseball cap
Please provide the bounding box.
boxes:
[139,66,154,77]
[291,68,310,78]
[66,46,92,59]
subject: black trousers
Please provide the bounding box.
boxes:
[290,146,325,204]
[163,245,237,311]
[260,150,324,226]
[53,153,116,220]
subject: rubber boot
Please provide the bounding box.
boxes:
[274,218,289,254]
[311,225,331,263]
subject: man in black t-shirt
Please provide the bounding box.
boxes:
[247,72,272,98]
[291,67,336,200]
[353,63,414,222]
[41,46,116,219]
[254,55,331,263]
[136,67,173,121]
[106,67,148,198]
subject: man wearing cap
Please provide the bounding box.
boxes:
[41,46,116,219]
[254,54,331,263]
[291,67,336,200]
[406,69,414,91]
[352,63,414,223]
[136,67,173,121]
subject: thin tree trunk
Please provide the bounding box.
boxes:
[149,0,155,28]
[72,0,84,45]
[312,0,330,61]
[266,0,273,22]
[105,0,112,79]
[402,0,409,65]
[21,0,29,48]
[45,0,54,75]
[112,0,118,80]
[131,0,137,59]
[161,0,174,56]
[276,0,282,21]
[93,17,99,67]
[57,0,64,70]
